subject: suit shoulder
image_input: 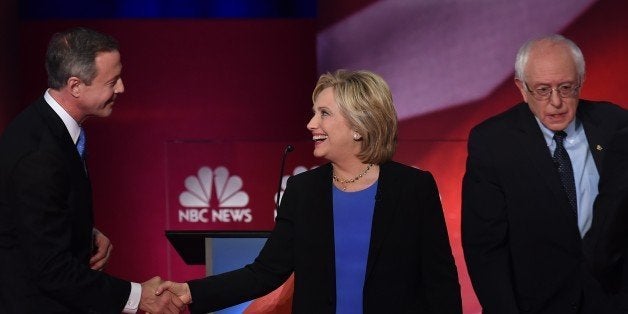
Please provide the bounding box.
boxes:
[579,99,628,129]
[382,161,434,181]
[2,103,42,132]
[580,99,627,116]
[471,103,531,133]
[0,102,66,169]
[287,163,330,185]
[580,99,625,109]
[468,103,534,143]
[0,104,46,148]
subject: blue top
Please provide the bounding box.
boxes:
[536,118,597,237]
[333,181,378,313]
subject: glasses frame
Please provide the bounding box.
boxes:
[523,81,581,101]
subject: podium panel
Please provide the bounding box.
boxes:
[166,230,271,313]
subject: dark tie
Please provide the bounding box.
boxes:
[553,131,577,213]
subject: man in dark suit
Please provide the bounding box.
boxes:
[462,34,628,313]
[0,27,184,313]
[586,127,628,311]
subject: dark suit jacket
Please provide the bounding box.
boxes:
[586,126,628,310]
[0,98,130,313]
[187,161,462,314]
[462,100,628,314]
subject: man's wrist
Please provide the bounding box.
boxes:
[122,282,142,313]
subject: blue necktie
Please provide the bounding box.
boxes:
[76,128,87,160]
[553,131,577,214]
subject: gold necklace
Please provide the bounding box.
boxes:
[332,164,373,191]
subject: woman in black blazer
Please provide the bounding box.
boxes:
[157,70,462,313]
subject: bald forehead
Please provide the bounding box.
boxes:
[524,40,577,81]
[529,39,572,58]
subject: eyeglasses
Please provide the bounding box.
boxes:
[524,82,581,101]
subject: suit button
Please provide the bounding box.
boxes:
[571,302,578,312]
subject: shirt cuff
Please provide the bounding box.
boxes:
[122,282,142,313]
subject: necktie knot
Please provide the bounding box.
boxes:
[553,131,567,144]
[76,128,87,159]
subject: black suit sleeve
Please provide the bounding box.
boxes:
[13,150,130,313]
[187,176,296,313]
[419,172,462,313]
[462,127,520,314]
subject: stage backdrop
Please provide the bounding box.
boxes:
[9,0,628,313]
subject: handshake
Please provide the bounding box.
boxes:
[140,277,192,314]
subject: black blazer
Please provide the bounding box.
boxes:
[462,100,628,314]
[586,126,628,310]
[0,98,130,313]
[188,161,462,313]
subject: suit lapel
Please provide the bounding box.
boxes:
[578,101,608,171]
[578,101,614,240]
[34,98,89,180]
[310,164,337,295]
[513,104,578,224]
[365,161,398,281]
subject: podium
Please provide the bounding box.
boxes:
[166,230,270,276]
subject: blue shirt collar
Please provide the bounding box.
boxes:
[535,117,579,147]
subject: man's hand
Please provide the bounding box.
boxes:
[155,281,193,305]
[140,276,187,314]
[90,228,112,271]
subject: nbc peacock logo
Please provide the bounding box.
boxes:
[178,166,252,223]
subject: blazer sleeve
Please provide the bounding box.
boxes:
[462,127,520,314]
[12,150,130,313]
[418,172,462,313]
[187,175,296,313]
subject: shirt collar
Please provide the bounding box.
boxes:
[535,116,579,147]
[44,89,82,144]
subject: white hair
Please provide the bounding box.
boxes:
[514,34,585,82]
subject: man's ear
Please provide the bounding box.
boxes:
[68,77,82,98]
[514,78,529,103]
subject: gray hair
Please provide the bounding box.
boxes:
[514,34,585,82]
[45,27,119,89]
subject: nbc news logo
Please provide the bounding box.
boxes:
[178,166,252,223]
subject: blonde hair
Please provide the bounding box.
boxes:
[312,70,398,164]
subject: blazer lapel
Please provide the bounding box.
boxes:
[578,102,608,171]
[578,102,615,240]
[365,161,398,281]
[34,98,88,180]
[513,104,578,224]
[312,164,338,295]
